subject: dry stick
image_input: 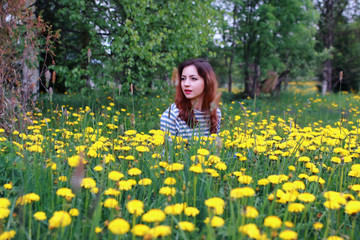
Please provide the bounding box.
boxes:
[238,102,247,135]
[338,71,343,134]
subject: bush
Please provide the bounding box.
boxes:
[0,0,58,133]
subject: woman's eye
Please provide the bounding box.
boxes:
[181,78,185,81]
[192,78,197,81]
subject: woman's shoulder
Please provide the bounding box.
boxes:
[161,103,179,119]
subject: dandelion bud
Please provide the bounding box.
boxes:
[118,84,122,95]
[130,83,133,95]
[143,233,152,240]
[52,71,56,84]
[49,87,53,103]
[130,114,135,126]
[45,70,51,87]
[87,48,92,63]
[340,71,343,81]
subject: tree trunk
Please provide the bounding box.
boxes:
[316,0,347,95]
[244,63,260,98]
[322,58,332,94]
[275,70,290,93]
[228,4,237,94]
[244,62,253,97]
[22,0,39,101]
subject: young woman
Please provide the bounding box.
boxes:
[160,58,221,139]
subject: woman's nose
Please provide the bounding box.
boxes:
[184,79,190,86]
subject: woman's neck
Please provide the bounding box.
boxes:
[191,96,204,111]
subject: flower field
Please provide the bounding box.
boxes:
[1,91,360,239]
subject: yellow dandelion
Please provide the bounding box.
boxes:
[159,186,176,196]
[108,171,124,181]
[279,229,298,240]
[164,203,185,215]
[324,200,341,210]
[204,216,225,227]
[104,198,119,209]
[205,197,225,215]
[313,222,323,230]
[128,167,142,176]
[264,215,282,229]
[243,206,259,218]
[164,177,176,185]
[146,225,171,238]
[288,203,305,212]
[108,218,130,235]
[197,148,210,156]
[48,211,72,229]
[138,178,152,186]
[297,193,316,203]
[81,178,96,189]
[131,224,150,236]
[184,207,200,217]
[142,209,166,223]
[127,199,144,216]
[69,208,79,216]
[178,221,195,232]
[238,223,261,239]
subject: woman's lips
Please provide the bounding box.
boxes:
[184,90,192,94]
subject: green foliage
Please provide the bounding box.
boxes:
[333,20,360,91]
[212,0,319,95]
[37,0,218,94]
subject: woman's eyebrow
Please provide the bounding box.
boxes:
[181,74,198,77]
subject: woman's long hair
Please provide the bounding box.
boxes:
[174,59,220,134]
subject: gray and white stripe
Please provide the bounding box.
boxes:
[160,103,221,139]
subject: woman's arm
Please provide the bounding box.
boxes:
[160,105,178,137]
[216,108,222,133]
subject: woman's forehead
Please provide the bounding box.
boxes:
[181,65,198,75]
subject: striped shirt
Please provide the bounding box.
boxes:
[160,103,221,139]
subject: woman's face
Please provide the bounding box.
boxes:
[180,65,205,105]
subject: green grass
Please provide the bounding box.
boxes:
[0,88,360,239]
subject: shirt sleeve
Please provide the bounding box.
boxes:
[160,105,178,137]
[216,108,222,133]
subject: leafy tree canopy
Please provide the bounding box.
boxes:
[36,0,218,94]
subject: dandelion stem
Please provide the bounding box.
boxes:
[324,210,331,239]
[193,175,197,207]
[351,215,356,240]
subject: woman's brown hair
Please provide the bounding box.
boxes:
[174,58,220,134]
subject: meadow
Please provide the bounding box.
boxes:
[1,85,360,240]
